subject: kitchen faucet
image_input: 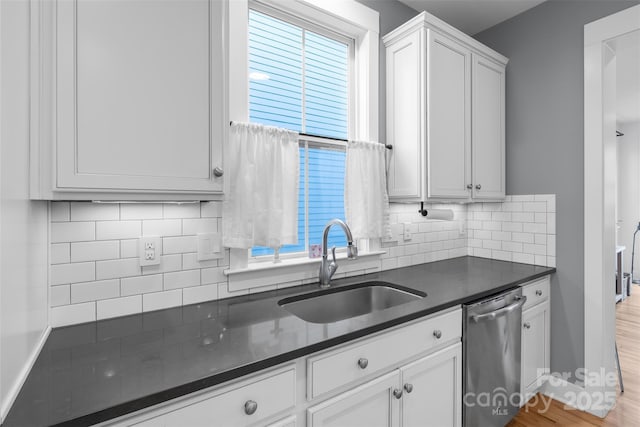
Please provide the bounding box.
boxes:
[319,219,358,288]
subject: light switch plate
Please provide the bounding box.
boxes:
[197,232,222,261]
[139,236,161,266]
[403,222,412,241]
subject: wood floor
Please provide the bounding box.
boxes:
[507,291,640,426]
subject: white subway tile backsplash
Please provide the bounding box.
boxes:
[163,236,197,254]
[120,203,163,220]
[51,262,95,285]
[523,243,546,256]
[164,269,200,290]
[71,240,119,262]
[502,222,523,232]
[183,284,218,305]
[51,243,71,264]
[120,239,139,258]
[51,222,95,243]
[143,289,182,312]
[51,302,96,327]
[512,212,534,222]
[182,253,218,270]
[96,258,141,280]
[121,274,163,296]
[51,285,71,307]
[96,221,141,240]
[513,253,535,264]
[535,255,547,266]
[523,223,546,234]
[201,202,222,218]
[97,295,142,320]
[49,197,555,326]
[143,219,181,237]
[70,202,119,221]
[163,203,200,219]
[51,202,70,222]
[142,254,182,275]
[182,218,217,235]
[71,279,120,303]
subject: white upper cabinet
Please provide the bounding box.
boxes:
[426,31,471,200]
[30,0,226,200]
[472,54,506,200]
[384,12,507,203]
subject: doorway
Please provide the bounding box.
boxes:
[584,4,640,418]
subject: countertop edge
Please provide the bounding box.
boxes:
[54,267,556,427]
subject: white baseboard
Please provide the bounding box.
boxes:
[540,374,613,418]
[0,325,51,423]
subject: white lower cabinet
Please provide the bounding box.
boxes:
[115,366,296,427]
[307,342,462,427]
[401,344,462,427]
[105,308,462,427]
[307,371,401,427]
[520,277,551,405]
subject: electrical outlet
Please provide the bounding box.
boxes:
[139,236,161,266]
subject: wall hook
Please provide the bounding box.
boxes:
[418,202,428,217]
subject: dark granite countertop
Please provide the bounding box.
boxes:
[3,256,554,427]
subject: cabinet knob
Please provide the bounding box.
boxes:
[523,322,531,329]
[433,330,442,339]
[466,184,473,189]
[393,388,403,399]
[244,400,258,415]
[357,358,369,369]
[475,184,481,190]
[404,383,414,394]
[536,290,543,296]
[213,167,224,177]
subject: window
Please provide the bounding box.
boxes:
[248,8,352,258]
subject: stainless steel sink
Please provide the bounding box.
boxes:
[278,281,426,324]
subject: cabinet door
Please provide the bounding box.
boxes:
[426,30,471,200]
[307,371,400,427]
[521,301,550,403]
[472,54,505,200]
[386,29,424,201]
[400,342,462,427]
[56,0,224,194]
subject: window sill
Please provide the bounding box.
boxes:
[224,250,386,292]
[225,250,386,276]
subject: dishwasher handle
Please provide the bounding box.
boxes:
[471,295,527,323]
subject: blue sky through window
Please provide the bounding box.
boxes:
[249,9,349,257]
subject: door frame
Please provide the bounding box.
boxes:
[584,4,640,418]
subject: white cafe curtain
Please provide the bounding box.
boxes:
[344,140,391,241]
[223,122,300,250]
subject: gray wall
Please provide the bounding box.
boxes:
[475,0,639,382]
[355,0,419,143]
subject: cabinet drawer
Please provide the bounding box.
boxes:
[132,367,295,427]
[522,276,550,311]
[307,308,461,399]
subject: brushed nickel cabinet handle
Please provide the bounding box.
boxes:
[213,167,224,177]
[358,358,369,369]
[244,400,257,415]
[467,184,473,189]
[404,383,414,393]
[393,388,403,399]
[536,290,543,296]
[433,330,442,339]
[523,322,531,329]
[475,184,481,190]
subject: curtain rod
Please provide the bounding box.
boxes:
[229,121,392,149]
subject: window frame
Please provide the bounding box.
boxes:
[228,0,379,276]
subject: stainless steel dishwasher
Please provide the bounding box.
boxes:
[463,288,527,427]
